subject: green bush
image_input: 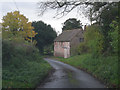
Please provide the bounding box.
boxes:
[2,40,52,88]
[83,25,104,56]
[77,42,89,55]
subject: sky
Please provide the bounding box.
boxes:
[0,0,92,35]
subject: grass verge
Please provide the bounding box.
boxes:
[58,54,118,88]
[2,59,52,88]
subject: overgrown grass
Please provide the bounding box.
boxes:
[2,40,52,88]
[59,54,118,88]
[2,59,51,88]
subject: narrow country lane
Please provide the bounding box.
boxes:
[36,58,106,89]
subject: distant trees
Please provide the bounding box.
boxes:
[62,18,82,31]
[32,21,57,54]
[2,11,37,43]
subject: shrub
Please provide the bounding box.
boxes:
[2,40,52,88]
[84,25,104,56]
[77,42,89,55]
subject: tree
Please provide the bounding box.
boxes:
[62,18,82,31]
[2,11,36,42]
[84,2,119,54]
[32,21,57,54]
[84,25,104,56]
[95,3,119,53]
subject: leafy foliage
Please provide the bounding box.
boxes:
[77,42,89,55]
[85,25,104,54]
[62,18,82,31]
[32,21,57,54]
[2,11,37,42]
[77,25,104,56]
[2,40,52,88]
[93,3,118,53]
[2,40,37,66]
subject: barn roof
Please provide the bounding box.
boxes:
[54,28,83,42]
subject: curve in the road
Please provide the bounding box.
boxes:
[36,58,106,88]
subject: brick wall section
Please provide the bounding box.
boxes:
[54,42,70,58]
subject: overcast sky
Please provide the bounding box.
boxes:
[0,0,92,35]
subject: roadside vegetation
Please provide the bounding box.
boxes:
[59,54,118,88]
[2,40,52,88]
[2,11,53,88]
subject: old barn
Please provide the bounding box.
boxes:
[54,29,84,58]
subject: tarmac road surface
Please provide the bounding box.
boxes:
[36,58,106,88]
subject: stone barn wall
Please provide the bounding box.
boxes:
[54,42,70,58]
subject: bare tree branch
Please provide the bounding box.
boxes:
[37,0,110,24]
[37,0,92,17]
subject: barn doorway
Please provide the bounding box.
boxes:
[64,48,67,58]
